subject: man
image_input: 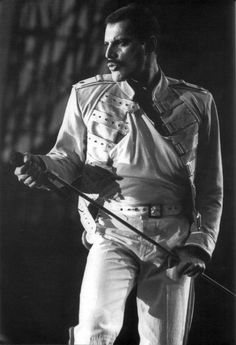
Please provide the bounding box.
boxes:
[14,4,223,345]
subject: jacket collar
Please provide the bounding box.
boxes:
[116,68,169,101]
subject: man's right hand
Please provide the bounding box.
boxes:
[14,153,46,188]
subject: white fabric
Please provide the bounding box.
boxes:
[70,213,194,345]
[40,84,189,206]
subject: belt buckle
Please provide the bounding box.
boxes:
[149,205,163,218]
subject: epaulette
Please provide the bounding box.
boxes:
[74,74,114,89]
[168,77,208,94]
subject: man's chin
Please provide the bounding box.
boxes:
[110,71,127,82]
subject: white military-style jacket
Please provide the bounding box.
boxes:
[40,71,223,258]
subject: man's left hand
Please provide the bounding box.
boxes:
[175,246,207,278]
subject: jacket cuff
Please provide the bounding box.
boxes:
[37,155,67,189]
[38,155,56,172]
[185,223,216,258]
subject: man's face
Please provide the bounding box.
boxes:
[104,20,148,82]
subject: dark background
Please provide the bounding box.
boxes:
[0,0,235,344]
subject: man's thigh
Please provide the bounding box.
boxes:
[78,234,139,329]
[136,263,194,345]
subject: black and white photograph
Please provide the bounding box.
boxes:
[0,0,235,344]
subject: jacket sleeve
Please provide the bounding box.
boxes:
[185,92,223,257]
[39,86,87,183]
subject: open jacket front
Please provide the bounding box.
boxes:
[40,70,223,258]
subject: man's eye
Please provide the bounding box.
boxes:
[119,40,129,46]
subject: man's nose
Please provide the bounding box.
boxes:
[105,43,117,59]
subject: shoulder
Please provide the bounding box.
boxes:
[167,76,213,112]
[167,77,209,95]
[73,74,115,90]
[71,74,116,113]
[166,76,214,119]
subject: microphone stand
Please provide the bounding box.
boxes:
[12,152,236,298]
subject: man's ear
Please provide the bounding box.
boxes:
[144,35,157,54]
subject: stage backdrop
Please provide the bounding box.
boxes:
[0,0,235,344]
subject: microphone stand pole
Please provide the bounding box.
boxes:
[44,169,236,299]
[11,152,236,299]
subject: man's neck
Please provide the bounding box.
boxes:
[131,56,160,93]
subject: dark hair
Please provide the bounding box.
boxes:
[105,3,160,43]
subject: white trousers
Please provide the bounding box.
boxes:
[69,213,195,345]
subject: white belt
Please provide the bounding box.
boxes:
[103,201,183,218]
